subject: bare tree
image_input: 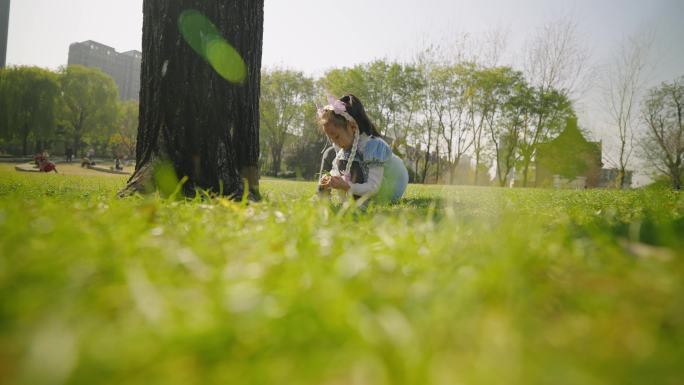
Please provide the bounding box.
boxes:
[524,17,591,99]
[603,32,653,188]
[477,28,510,68]
[641,77,684,190]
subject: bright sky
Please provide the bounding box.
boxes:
[6,0,684,183]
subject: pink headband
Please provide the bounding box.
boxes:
[317,96,356,123]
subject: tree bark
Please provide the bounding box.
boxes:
[435,135,441,184]
[421,123,433,184]
[73,136,80,159]
[671,168,681,190]
[522,161,530,187]
[120,0,263,199]
[270,144,282,177]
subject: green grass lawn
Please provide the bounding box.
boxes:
[1,163,683,385]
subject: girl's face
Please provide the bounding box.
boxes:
[323,121,357,150]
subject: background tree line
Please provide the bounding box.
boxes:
[260,60,576,186]
[1,58,681,189]
[261,60,682,189]
[0,65,137,160]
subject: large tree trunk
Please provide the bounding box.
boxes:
[473,150,480,185]
[522,159,530,187]
[421,127,433,184]
[120,0,263,199]
[72,111,84,157]
[73,136,80,158]
[671,166,681,190]
[413,149,419,183]
[421,149,430,184]
[435,135,440,184]
[270,143,282,177]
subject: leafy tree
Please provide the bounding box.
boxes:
[284,104,328,180]
[321,60,423,144]
[414,54,439,183]
[59,65,119,157]
[431,63,475,183]
[0,66,60,155]
[641,77,684,190]
[518,86,574,186]
[478,67,526,187]
[365,61,416,143]
[366,61,424,176]
[109,100,139,159]
[463,64,491,185]
[260,69,314,177]
[321,66,367,102]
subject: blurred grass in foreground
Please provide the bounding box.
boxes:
[0,164,683,385]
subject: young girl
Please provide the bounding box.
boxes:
[317,94,408,203]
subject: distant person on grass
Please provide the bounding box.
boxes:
[34,149,49,165]
[317,94,408,204]
[65,147,74,163]
[114,156,123,171]
[33,152,45,167]
[81,156,95,167]
[36,156,57,173]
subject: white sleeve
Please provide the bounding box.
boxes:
[349,166,384,196]
[330,151,341,177]
[331,163,341,176]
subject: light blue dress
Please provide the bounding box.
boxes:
[335,136,409,203]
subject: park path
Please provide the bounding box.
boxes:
[3,162,132,177]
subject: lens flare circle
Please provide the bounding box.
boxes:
[206,40,246,83]
[178,9,247,84]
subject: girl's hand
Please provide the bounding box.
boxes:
[329,176,350,191]
[319,175,332,190]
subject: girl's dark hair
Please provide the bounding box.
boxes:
[321,94,381,137]
[339,94,380,137]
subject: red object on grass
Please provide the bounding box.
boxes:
[40,162,56,172]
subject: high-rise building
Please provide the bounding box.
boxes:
[67,40,141,100]
[0,0,10,68]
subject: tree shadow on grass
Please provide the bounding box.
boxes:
[360,196,454,221]
[400,196,446,209]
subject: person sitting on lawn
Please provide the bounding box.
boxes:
[317,94,408,204]
[81,156,96,167]
[37,157,58,173]
[113,156,123,171]
[33,152,46,168]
